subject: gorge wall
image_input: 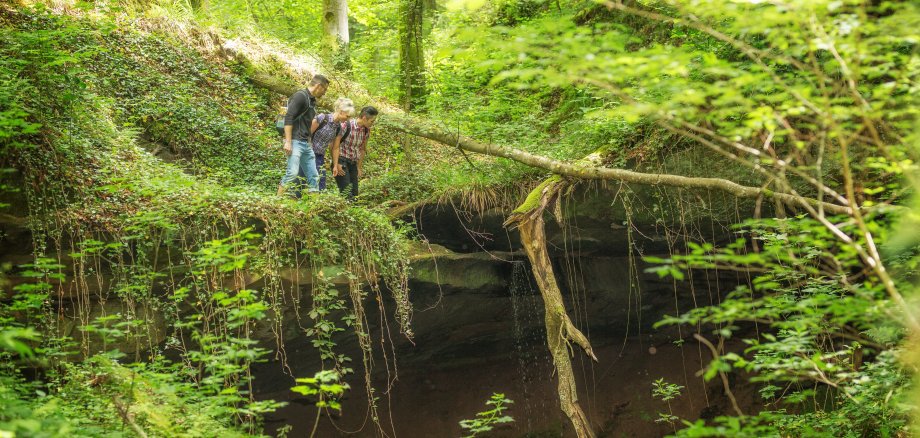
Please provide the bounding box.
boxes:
[250,181,763,437]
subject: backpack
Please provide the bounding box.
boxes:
[274,90,311,137]
[310,113,340,155]
[311,113,333,143]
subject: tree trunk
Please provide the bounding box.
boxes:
[398,0,426,110]
[508,178,597,438]
[385,116,852,215]
[323,0,349,46]
[323,0,350,69]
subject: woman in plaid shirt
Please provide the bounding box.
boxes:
[331,106,378,200]
[304,97,354,191]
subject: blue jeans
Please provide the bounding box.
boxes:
[280,140,318,195]
[297,153,328,191]
[315,153,327,191]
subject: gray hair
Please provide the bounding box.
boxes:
[334,97,355,115]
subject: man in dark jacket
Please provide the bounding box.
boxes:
[278,74,329,196]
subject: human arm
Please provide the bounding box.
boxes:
[283,125,293,155]
[357,131,369,178]
[331,135,343,177]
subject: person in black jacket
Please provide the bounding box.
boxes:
[278,74,329,197]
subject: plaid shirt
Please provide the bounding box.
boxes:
[311,113,341,155]
[338,119,370,161]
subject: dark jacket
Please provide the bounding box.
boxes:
[284,89,316,142]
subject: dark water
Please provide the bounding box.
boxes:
[253,258,756,437]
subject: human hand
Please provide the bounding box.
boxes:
[283,140,292,155]
[333,164,344,177]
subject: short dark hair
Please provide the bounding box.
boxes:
[359,106,378,118]
[309,74,330,86]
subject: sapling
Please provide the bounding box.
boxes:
[652,378,684,432]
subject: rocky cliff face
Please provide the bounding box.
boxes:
[251,182,760,437]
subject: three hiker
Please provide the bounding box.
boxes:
[279,76,377,201]
[278,75,329,196]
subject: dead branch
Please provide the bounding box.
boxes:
[507,177,597,438]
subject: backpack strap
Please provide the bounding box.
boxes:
[290,90,312,123]
[311,113,330,141]
[340,121,352,144]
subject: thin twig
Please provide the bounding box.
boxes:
[454,120,479,171]
[112,396,149,438]
[694,333,744,417]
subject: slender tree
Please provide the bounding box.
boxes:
[398,0,426,110]
[323,0,350,68]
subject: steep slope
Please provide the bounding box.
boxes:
[0,5,416,436]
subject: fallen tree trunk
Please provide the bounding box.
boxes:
[506,176,597,438]
[248,71,299,98]
[386,117,852,216]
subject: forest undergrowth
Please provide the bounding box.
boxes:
[0,4,417,436]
